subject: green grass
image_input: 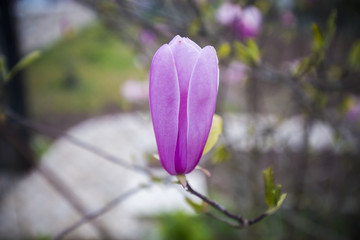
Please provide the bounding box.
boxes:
[26,22,147,119]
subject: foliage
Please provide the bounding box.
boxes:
[2,0,360,239]
[25,23,147,118]
[262,167,287,215]
[157,212,212,240]
[203,114,223,156]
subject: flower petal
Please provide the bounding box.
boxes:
[169,35,182,46]
[186,46,219,173]
[169,37,201,174]
[149,44,180,175]
[184,37,201,52]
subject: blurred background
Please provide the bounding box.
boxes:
[0,0,360,239]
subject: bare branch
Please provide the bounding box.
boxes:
[5,108,151,175]
[38,166,111,239]
[53,185,149,240]
[186,181,268,228]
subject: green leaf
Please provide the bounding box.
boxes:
[188,19,201,36]
[218,42,231,59]
[0,55,7,81]
[246,39,261,65]
[262,167,287,215]
[5,51,41,82]
[311,10,336,52]
[348,40,360,71]
[234,41,248,64]
[262,166,275,208]
[311,23,323,52]
[324,10,337,46]
[340,96,356,113]
[211,144,231,164]
[31,135,51,160]
[203,114,223,156]
[266,193,287,215]
[185,197,203,213]
[150,175,163,183]
[177,174,187,188]
[273,184,282,204]
[234,40,260,66]
[294,57,310,77]
[34,234,52,240]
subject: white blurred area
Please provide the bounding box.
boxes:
[0,111,343,239]
[0,113,208,239]
[15,0,95,53]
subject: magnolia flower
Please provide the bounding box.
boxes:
[149,35,219,175]
[216,2,242,26]
[216,3,262,39]
[236,6,262,39]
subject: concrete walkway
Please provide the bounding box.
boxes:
[0,113,207,239]
[0,112,337,239]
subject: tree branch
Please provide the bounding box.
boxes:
[5,108,269,231]
[186,181,268,228]
[53,185,148,240]
[5,108,151,175]
[38,166,112,239]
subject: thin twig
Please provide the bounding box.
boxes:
[0,114,111,238]
[186,182,247,226]
[53,185,148,240]
[186,181,268,228]
[5,108,151,175]
[205,212,240,227]
[38,166,111,239]
[5,108,269,231]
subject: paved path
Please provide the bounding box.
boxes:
[0,112,336,239]
[0,113,207,239]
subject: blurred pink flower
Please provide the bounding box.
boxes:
[216,2,242,26]
[236,6,262,39]
[121,80,148,103]
[280,10,297,28]
[347,100,360,124]
[223,61,248,85]
[216,3,262,39]
[139,29,157,46]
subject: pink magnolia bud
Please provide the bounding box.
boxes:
[149,35,219,175]
[236,6,262,39]
[216,2,242,26]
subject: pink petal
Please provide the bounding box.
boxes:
[168,35,181,45]
[184,37,201,52]
[149,44,180,175]
[169,36,201,174]
[239,6,262,38]
[186,46,219,173]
